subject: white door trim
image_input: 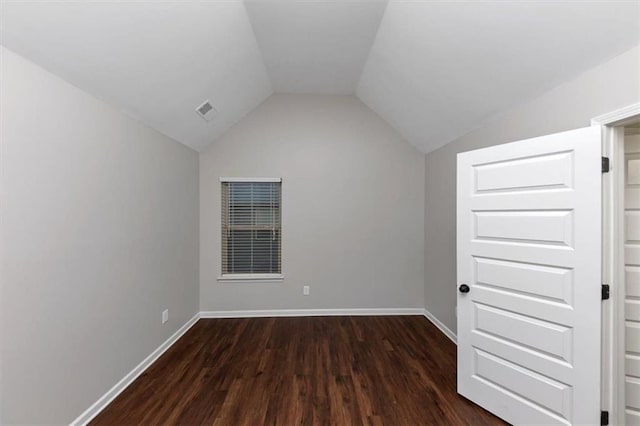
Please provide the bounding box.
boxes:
[595,102,640,425]
[592,103,640,127]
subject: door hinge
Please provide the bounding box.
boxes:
[601,410,609,425]
[602,284,610,300]
[602,157,610,173]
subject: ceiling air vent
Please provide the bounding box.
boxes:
[195,100,217,122]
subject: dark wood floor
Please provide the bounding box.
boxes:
[92,316,506,425]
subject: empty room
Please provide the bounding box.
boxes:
[1,0,640,424]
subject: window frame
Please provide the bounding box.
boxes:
[217,177,283,282]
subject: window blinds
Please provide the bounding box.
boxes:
[221,180,281,275]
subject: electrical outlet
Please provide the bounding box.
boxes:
[303,285,310,296]
[162,309,169,324]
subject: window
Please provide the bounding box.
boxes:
[220,178,282,279]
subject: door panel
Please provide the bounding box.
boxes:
[457,126,602,425]
[474,303,572,362]
[473,151,573,193]
[474,210,574,246]
[474,257,573,304]
[474,349,572,419]
[471,286,574,325]
[627,354,640,380]
[628,323,640,353]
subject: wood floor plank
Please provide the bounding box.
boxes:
[91,316,506,425]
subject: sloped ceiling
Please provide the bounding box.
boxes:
[245,0,387,94]
[0,1,273,152]
[1,0,639,153]
[357,0,640,153]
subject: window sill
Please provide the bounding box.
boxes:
[217,274,284,283]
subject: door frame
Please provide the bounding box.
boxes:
[592,102,640,425]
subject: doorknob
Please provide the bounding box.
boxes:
[459,284,470,293]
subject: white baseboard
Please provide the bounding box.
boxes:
[423,309,457,344]
[199,308,424,318]
[70,312,200,426]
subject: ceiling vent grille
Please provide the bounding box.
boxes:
[196,100,217,122]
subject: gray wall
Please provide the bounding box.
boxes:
[200,94,425,312]
[0,47,200,424]
[424,45,640,334]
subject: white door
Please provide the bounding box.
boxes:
[457,126,602,425]
[623,134,640,425]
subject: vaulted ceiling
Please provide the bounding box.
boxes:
[1,1,639,153]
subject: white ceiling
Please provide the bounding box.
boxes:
[1,0,639,153]
[0,1,273,152]
[245,0,387,94]
[357,0,640,153]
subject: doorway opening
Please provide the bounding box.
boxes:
[596,104,640,425]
